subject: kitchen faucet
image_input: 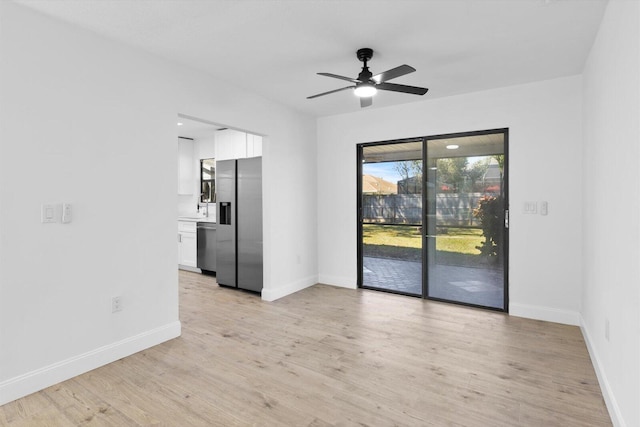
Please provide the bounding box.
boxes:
[199,193,209,217]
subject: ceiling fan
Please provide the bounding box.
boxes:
[307,48,429,108]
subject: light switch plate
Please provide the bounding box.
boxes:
[523,201,537,214]
[41,204,56,223]
[540,201,548,216]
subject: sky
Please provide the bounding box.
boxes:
[363,162,404,183]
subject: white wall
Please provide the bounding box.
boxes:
[0,1,317,404]
[317,75,584,325]
[581,1,640,426]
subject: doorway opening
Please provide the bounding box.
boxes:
[357,129,508,311]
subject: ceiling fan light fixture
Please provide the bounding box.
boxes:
[307,48,428,108]
[354,83,377,98]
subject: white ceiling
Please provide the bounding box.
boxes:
[177,115,224,140]
[13,0,607,118]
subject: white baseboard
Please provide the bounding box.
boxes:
[178,265,201,273]
[317,274,356,289]
[580,315,625,427]
[261,275,318,302]
[0,321,181,406]
[509,303,580,326]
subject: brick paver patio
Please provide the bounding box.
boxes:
[362,256,504,309]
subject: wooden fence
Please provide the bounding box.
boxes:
[362,193,485,226]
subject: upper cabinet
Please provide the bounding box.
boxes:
[215,129,262,161]
[247,134,263,158]
[178,139,194,195]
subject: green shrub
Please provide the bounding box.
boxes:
[472,196,503,258]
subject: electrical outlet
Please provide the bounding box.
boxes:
[540,201,548,216]
[111,296,122,313]
[605,318,610,341]
[62,203,72,223]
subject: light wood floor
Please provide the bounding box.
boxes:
[1,271,611,426]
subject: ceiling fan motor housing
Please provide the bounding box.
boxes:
[356,48,374,82]
[356,48,374,63]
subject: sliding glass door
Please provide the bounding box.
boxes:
[358,140,423,296]
[425,132,507,310]
[358,129,508,311]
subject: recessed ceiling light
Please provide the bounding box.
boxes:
[446,144,459,150]
[177,122,183,126]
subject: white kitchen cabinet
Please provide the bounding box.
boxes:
[178,139,194,195]
[214,130,232,161]
[178,221,197,268]
[215,129,247,161]
[246,134,263,157]
[232,131,248,159]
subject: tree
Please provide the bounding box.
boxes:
[410,159,423,180]
[437,157,468,192]
[394,160,422,180]
[493,154,505,198]
[467,158,490,192]
[394,160,423,194]
[394,161,413,182]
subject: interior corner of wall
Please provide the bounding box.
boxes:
[317,274,357,290]
[509,303,580,326]
[261,275,318,302]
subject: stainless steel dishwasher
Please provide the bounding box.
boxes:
[196,222,217,274]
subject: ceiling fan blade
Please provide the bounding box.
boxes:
[317,72,360,84]
[372,64,416,83]
[360,97,373,108]
[376,82,429,96]
[307,85,354,99]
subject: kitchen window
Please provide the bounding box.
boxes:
[200,158,215,203]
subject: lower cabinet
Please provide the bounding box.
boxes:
[178,221,197,268]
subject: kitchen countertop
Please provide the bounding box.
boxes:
[178,216,216,224]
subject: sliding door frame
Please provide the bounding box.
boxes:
[356,137,426,297]
[357,128,509,312]
[423,128,509,312]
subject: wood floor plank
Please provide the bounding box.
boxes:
[0,271,611,426]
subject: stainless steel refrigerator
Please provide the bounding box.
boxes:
[216,157,263,293]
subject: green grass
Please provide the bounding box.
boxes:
[435,227,483,255]
[362,224,423,249]
[362,224,495,267]
[362,225,423,261]
[362,224,483,254]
